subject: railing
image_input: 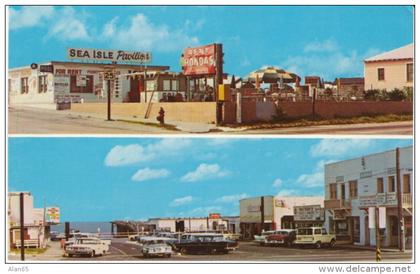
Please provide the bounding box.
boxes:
[324,199,351,209]
[402,193,412,207]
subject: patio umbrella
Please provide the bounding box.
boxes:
[247,66,299,84]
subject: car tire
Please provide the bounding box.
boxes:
[329,239,336,248]
[68,254,73,257]
[315,241,322,249]
[180,247,188,255]
[91,250,96,257]
[286,241,292,248]
[165,254,171,258]
[210,248,218,255]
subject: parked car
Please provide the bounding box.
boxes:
[294,227,336,248]
[173,233,238,255]
[264,229,296,247]
[65,237,110,257]
[254,230,276,246]
[141,238,173,258]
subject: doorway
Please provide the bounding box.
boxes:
[175,220,185,232]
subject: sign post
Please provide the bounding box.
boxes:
[103,70,115,121]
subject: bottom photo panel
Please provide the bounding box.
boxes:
[7,137,413,263]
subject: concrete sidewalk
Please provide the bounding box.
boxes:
[8,241,65,262]
[338,243,413,253]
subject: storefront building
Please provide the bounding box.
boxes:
[8,192,60,249]
[324,146,413,247]
[239,195,324,239]
[8,61,172,105]
[147,213,236,233]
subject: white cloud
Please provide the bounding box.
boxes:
[181,163,230,182]
[281,39,381,80]
[131,168,170,182]
[104,139,192,166]
[272,178,283,187]
[45,7,90,41]
[206,138,237,146]
[276,189,298,196]
[105,144,148,166]
[310,139,374,157]
[9,6,54,30]
[187,206,222,216]
[296,171,324,188]
[215,193,248,203]
[304,39,338,53]
[170,196,193,207]
[101,13,199,52]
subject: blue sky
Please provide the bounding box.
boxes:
[8,137,412,222]
[8,6,413,80]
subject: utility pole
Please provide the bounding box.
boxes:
[396,147,405,251]
[260,196,265,234]
[375,207,381,262]
[107,79,111,121]
[19,193,25,261]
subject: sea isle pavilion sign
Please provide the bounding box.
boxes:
[67,47,152,64]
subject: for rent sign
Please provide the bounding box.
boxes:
[67,48,152,64]
[182,44,216,76]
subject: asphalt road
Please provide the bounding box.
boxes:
[8,106,412,135]
[62,239,412,262]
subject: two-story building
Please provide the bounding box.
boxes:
[324,146,413,248]
[364,43,413,91]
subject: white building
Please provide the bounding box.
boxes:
[239,195,324,239]
[8,61,172,105]
[147,213,236,233]
[324,146,413,248]
[8,192,58,249]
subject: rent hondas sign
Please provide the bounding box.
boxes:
[67,48,152,64]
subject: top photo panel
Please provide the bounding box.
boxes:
[7,6,413,135]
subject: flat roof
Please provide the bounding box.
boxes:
[9,61,170,72]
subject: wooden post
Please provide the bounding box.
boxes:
[107,79,111,121]
[396,147,405,251]
[19,193,25,261]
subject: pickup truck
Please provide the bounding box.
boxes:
[294,227,336,248]
[65,237,110,257]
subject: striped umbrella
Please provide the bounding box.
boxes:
[247,66,300,84]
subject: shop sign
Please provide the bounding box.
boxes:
[46,207,60,224]
[294,205,324,221]
[209,213,221,219]
[40,65,54,73]
[274,199,286,208]
[247,205,261,213]
[333,210,346,220]
[67,48,152,64]
[359,195,377,207]
[54,75,70,93]
[182,44,216,76]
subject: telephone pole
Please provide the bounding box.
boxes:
[396,147,405,251]
[19,193,25,261]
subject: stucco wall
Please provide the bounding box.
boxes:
[278,101,412,119]
[71,102,218,124]
[364,60,413,91]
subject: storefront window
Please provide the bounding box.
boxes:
[146,80,156,91]
[349,180,358,198]
[377,177,384,193]
[21,77,29,94]
[329,184,337,199]
[163,80,171,91]
[38,75,48,93]
[388,176,396,192]
[402,174,411,193]
[70,75,93,93]
[171,80,179,91]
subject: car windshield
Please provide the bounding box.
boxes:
[262,231,274,236]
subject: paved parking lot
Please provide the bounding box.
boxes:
[61,239,412,262]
